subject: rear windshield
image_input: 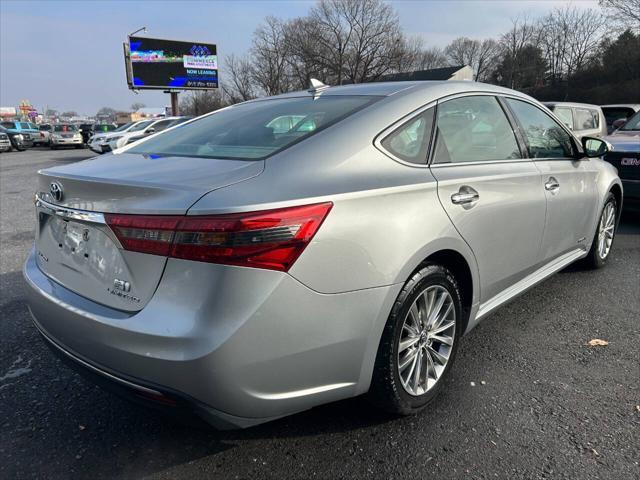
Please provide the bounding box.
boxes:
[53,124,78,132]
[129,120,154,132]
[95,124,116,132]
[128,95,380,160]
[114,121,134,132]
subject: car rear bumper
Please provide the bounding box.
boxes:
[23,248,399,428]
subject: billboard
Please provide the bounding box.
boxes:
[0,107,17,118]
[125,36,218,90]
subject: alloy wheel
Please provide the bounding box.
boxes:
[397,285,456,396]
[597,201,616,260]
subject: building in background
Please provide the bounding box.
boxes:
[116,107,169,124]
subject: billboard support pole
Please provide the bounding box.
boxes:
[170,92,179,116]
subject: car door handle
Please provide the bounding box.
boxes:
[545,177,560,191]
[451,187,479,205]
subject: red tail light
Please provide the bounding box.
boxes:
[105,202,332,272]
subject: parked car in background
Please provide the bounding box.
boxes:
[116,116,193,148]
[38,124,52,146]
[93,123,118,135]
[50,124,84,149]
[601,104,640,133]
[604,109,640,208]
[0,121,40,143]
[543,102,607,139]
[0,125,33,151]
[88,120,148,153]
[0,129,11,152]
[24,81,621,429]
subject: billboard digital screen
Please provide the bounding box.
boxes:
[126,36,218,90]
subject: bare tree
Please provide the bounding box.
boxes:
[224,54,257,103]
[250,16,293,95]
[303,0,410,84]
[599,0,640,31]
[130,102,146,111]
[498,16,542,88]
[538,6,606,91]
[444,37,499,81]
[179,90,227,116]
[413,45,448,71]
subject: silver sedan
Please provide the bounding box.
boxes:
[24,81,621,428]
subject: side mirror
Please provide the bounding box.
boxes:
[612,118,626,130]
[582,136,611,158]
[146,127,155,134]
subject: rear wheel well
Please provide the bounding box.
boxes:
[419,250,473,333]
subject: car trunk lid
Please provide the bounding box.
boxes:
[35,152,264,311]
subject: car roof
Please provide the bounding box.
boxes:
[543,101,602,109]
[600,104,640,109]
[251,80,530,102]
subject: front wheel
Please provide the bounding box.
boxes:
[583,193,617,269]
[368,264,462,415]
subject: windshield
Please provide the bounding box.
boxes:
[114,121,134,132]
[128,96,379,160]
[39,125,52,131]
[620,111,640,131]
[130,120,154,132]
[95,124,116,132]
[53,124,78,132]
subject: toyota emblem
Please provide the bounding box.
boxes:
[49,181,64,202]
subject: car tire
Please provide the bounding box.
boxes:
[368,264,463,415]
[582,192,617,269]
[16,145,26,152]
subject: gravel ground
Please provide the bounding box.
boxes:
[1,148,638,480]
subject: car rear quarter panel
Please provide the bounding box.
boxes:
[188,120,479,300]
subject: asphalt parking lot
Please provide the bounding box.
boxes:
[1,147,638,479]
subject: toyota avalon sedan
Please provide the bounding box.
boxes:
[24,81,621,429]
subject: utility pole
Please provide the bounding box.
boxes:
[170,92,179,116]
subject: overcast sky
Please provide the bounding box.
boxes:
[0,0,600,115]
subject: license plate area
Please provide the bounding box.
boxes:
[34,199,166,312]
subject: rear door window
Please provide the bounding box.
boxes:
[506,98,575,159]
[20,122,31,129]
[575,108,598,130]
[381,107,434,164]
[432,96,521,164]
[553,107,574,130]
